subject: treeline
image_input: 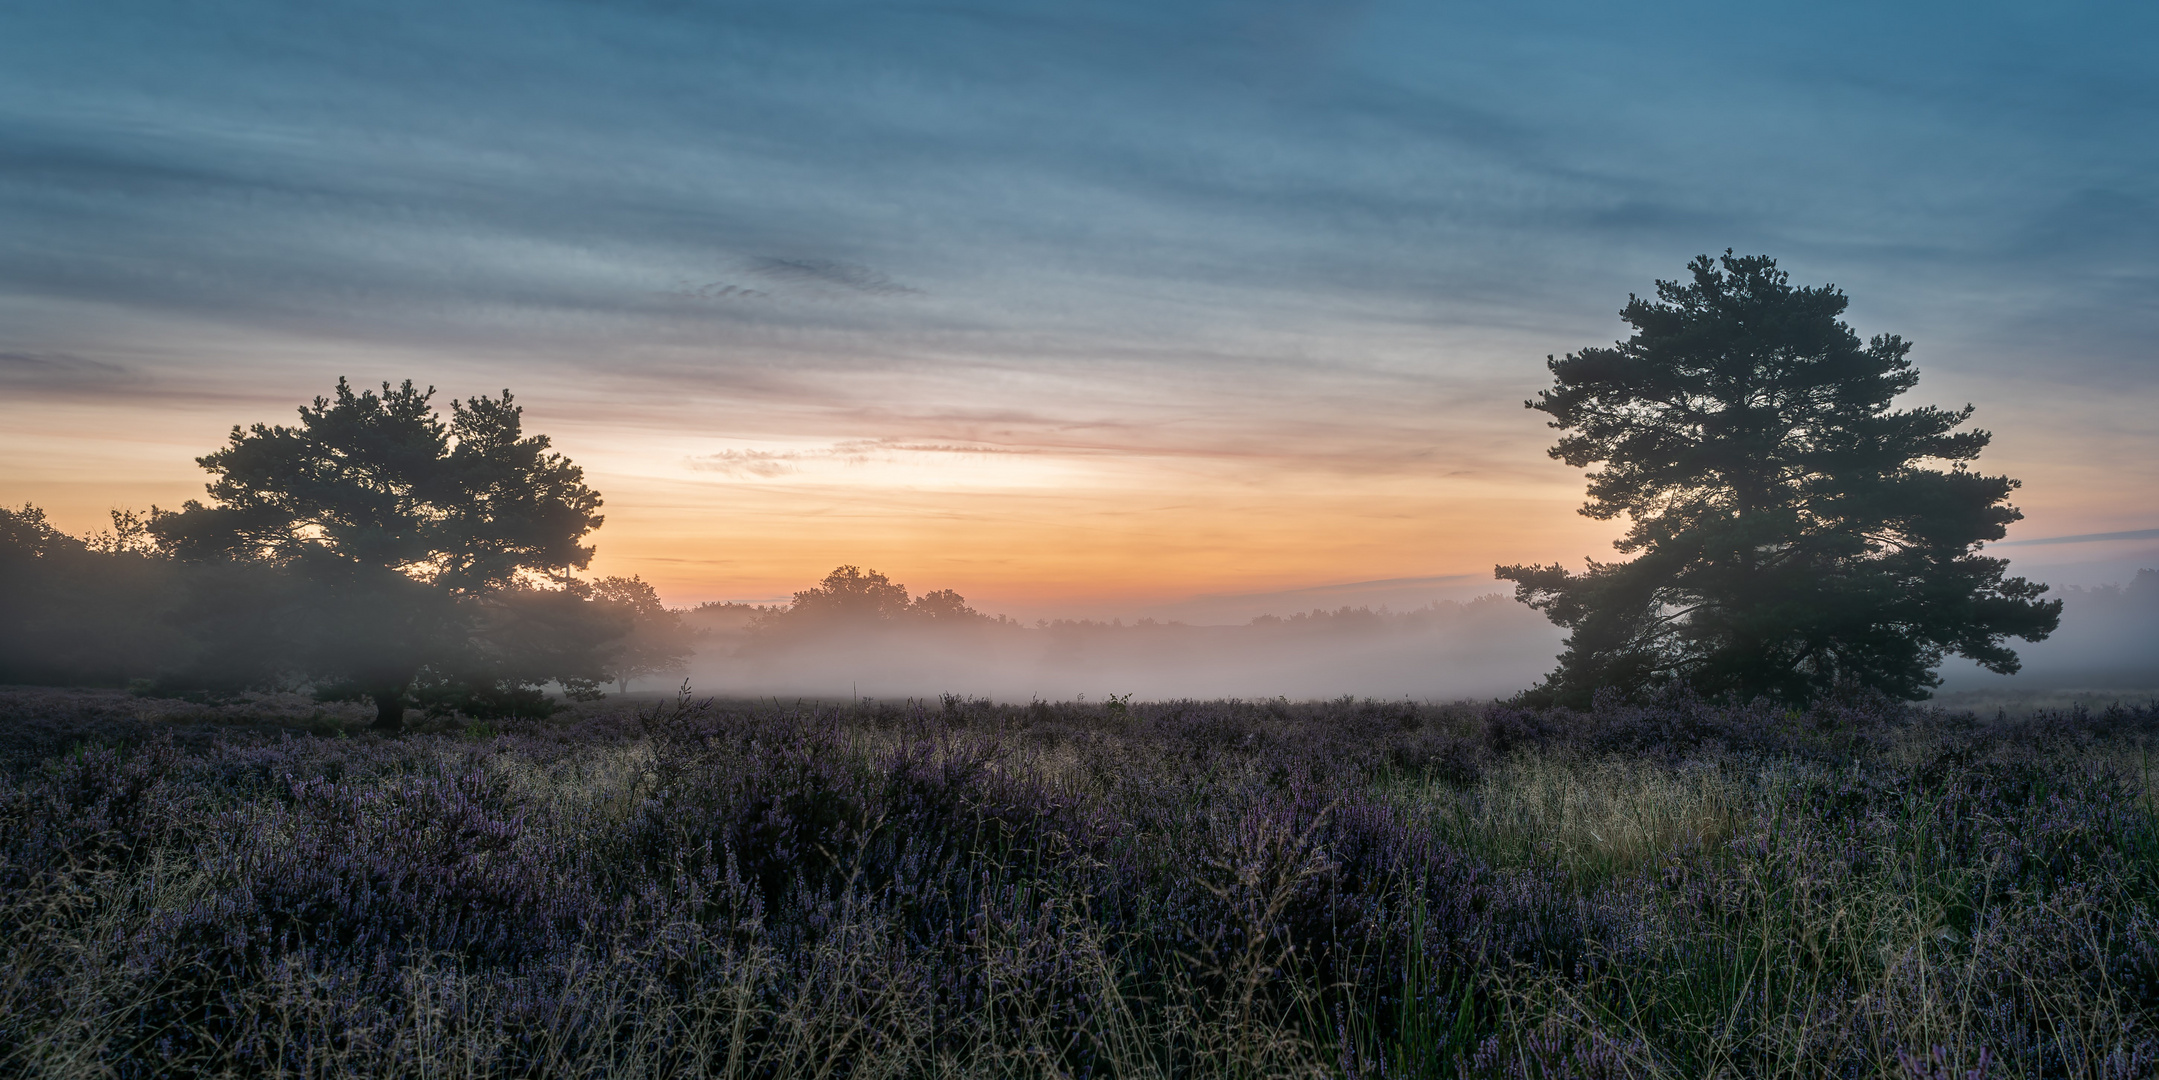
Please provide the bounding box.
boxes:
[0,378,695,729]
[0,504,689,716]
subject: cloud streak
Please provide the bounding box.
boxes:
[0,350,130,391]
[747,258,922,297]
[683,438,1056,482]
[1999,528,2159,548]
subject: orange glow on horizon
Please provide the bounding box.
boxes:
[4,365,2151,620]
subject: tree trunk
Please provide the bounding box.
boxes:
[369,683,409,733]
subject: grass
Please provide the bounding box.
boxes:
[0,686,2155,1078]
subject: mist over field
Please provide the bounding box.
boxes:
[685,595,1564,702]
[1936,567,2159,696]
[667,565,2159,704]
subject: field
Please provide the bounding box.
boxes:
[2,687,2155,1079]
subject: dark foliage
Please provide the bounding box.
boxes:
[143,379,610,728]
[0,507,196,687]
[3,503,630,723]
[1499,253,2060,707]
[751,565,997,638]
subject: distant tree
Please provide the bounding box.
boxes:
[1498,253,2060,706]
[911,588,981,622]
[767,565,916,627]
[150,379,608,729]
[591,575,692,692]
[84,508,159,555]
[749,565,990,641]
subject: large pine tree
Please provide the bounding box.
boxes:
[151,378,608,729]
[1499,253,2060,706]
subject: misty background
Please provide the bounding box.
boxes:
[5,497,2150,706]
[688,594,1558,703]
[670,559,2159,704]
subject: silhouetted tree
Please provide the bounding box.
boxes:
[0,504,70,558]
[1498,253,2060,706]
[151,379,607,728]
[764,565,915,629]
[911,588,980,622]
[748,565,992,643]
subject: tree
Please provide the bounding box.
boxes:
[0,504,70,557]
[150,378,608,729]
[911,588,981,622]
[590,575,692,692]
[763,565,916,629]
[1497,253,2060,706]
[748,565,990,642]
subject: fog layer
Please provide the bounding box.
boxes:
[685,597,1563,703]
[1938,569,2159,693]
[682,568,2159,704]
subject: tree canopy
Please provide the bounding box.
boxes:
[1498,253,2060,706]
[153,378,602,589]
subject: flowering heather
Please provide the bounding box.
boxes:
[0,687,2154,1078]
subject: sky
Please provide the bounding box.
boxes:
[3,0,2155,619]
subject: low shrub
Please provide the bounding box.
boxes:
[0,688,2152,1078]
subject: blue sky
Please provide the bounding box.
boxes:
[3,0,2154,609]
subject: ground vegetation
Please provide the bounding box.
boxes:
[2,687,2152,1078]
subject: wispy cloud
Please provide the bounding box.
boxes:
[685,438,1043,478]
[3,0,2151,386]
[657,280,770,304]
[0,350,129,391]
[747,258,921,297]
[684,449,808,478]
[1998,528,2159,548]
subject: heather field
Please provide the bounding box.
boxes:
[2,688,2156,1080]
